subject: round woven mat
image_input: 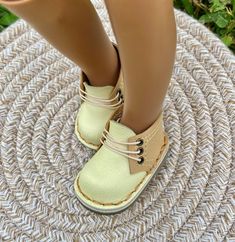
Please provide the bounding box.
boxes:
[0,1,235,241]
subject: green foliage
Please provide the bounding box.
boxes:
[0,4,18,32]
[174,0,235,52]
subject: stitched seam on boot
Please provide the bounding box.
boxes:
[76,134,168,206]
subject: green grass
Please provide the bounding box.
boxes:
[1,1,235,52]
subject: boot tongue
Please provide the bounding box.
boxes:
[108,120,136,143]
[83,81,114,99]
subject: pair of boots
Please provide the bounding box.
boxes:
[1,0,170,214]
[75,42,170,214]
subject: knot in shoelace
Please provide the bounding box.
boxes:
[100,125,144,163]
[79,84,123,109]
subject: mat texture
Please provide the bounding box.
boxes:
[0,1,235,241]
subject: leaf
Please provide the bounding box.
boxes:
[221,35,234,46]
[182,0,194,16]
[199,11,230,28]
[199,13,214,24]
[210,0,226,12]
[214,11,230,28]
[0,12,18,26]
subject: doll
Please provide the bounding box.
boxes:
[1,0,176,214]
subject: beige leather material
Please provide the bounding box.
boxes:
[100,105,169,175]
[75,42,125,149]
[74,104,169,212]
[127,109,168,174]
[77,119,146,204]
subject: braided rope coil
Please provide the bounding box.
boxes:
[0,1,235,241]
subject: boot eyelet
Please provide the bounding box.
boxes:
[136,138,144,146]
[137,156,144,164]
[117,88,121,96]
[117,89,123,101]
[137,147,144,155]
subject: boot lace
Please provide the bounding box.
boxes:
[99,125,144,163]
[79,84,123,109]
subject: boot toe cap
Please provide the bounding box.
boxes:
[78,165,121,204]
[77,152,146,205]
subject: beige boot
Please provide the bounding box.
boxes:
[75,42,125,149]
[74,105,169,214]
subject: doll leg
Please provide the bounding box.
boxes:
[0,0,120,86]
[104,0,176,134]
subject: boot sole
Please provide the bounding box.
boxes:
[74,133,170,214]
